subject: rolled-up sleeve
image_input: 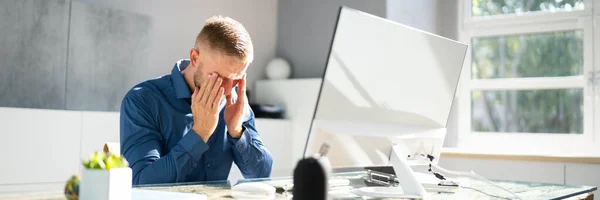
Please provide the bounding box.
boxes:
[120,92,208,185]
[229,109,273,178]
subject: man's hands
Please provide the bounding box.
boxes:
[224,74,247,138]
[191,73,224,143]
[191,72,247,141]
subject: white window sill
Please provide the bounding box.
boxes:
[441,147,600,164]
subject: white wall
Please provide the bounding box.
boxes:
[0,108,82,186]
[0,107,118,193]
[386,0,438,34]
[76,0,278,93]
[436,0,460,41]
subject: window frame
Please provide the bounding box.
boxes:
[456,0,597,154]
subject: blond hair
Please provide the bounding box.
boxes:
[195,15,253,63]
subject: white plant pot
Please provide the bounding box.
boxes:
[80,167,132,200]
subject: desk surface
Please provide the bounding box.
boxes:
[134,171,596,200]
[1,171,596,200]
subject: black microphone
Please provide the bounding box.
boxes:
[293,143,331,200]
[292,157,327,200]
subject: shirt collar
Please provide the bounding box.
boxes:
[171,59,192,99]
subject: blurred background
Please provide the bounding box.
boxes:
[1,0,599,197]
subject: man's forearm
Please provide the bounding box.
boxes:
[134,150,182,184]
[129,131,208,185]
[237,146,273,178]
[230,125,273,178]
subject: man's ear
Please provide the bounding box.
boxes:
[189,48,198,67]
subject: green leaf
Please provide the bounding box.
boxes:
[82,151,129,170]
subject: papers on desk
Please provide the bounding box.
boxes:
[415,172,460,193]
[132,189,207,200]
[264,178,351,191]
[263,174,458,194]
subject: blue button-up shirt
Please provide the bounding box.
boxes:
[120,59,273,185]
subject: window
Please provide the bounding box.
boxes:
[457,0,596,154]
[472,0,585,17]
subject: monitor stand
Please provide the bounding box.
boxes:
[352,144,428,199]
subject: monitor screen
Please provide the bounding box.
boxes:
[303,7,467,168]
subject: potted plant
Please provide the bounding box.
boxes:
[79,151,131,200]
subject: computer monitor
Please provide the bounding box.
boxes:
[302,7,467,198]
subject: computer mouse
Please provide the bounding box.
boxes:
[231,182,276,199]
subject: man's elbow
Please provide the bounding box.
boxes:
[243,154,274,179]
[132,174,142,186]
[130,167,143,185]
[260,152,274,178]
[131,164,172,186]
[131,166,148,186]
[133,170,172,186]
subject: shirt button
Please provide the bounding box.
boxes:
[207,163,211,168]
[238,144,243,148]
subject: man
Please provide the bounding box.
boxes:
[120,16,273,185]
